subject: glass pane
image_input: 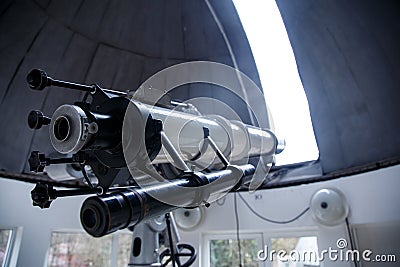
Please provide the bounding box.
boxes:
[271,236,320,267]
[117,234,132,267]
[0,230,12,266]
[47,232,112,267]
[210,238,259,267]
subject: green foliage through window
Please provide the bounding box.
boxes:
[210,238,259,267]
[48,232,112,267]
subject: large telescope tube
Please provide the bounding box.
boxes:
[49,98,277,168]
[123,99,277,168]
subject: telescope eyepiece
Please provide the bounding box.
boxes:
[80,200,108,237]
[27,69,50,90]
[53,116,70,141]
[80,189,147,237]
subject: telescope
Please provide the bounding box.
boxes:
[26,66,281,265]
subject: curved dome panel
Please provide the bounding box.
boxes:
[276,0,400,173]
[0,0,264,172]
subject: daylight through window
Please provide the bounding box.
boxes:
[233,0,319,165]
[0,229,12,267]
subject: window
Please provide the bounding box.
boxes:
[47,231,134,267]
[0,229,12,267]
[270,236,320,267]
[203,233,263,267]
[116,233,132,267]
[210,239,258,267]
[47,232,112,267]
[233,0,319,165]
[0,228,21,267]
[203,232,319,267]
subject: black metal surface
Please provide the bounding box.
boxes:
[27,68,95,92]
[30,183,101,208]
[276,0,400,174]
[145,117,163,162]
[160,243,197,267]
[26,69,50,91]
[160,214,197,267]
[27,110,51,129]
[25,70,133,189]
[80,165,255,237]
[28,151,76,172]
[80,184,176,237]
[92,97,130,169]
[0,170,85,188]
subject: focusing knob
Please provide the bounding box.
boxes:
[28,110,51,129]
[27,69,51,90]
[31,183,54,209]
[28,151,48,172]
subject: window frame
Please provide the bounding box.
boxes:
[201,228,321,267]
[0,227,23,267]
[44,229,132,267]
[201,231,264,267]
[264,228,322,267]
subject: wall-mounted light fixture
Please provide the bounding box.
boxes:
[310,188,349,226]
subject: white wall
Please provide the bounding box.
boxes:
[1,164,399,267]
[0,180,85,267]
[180,165,400,267]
